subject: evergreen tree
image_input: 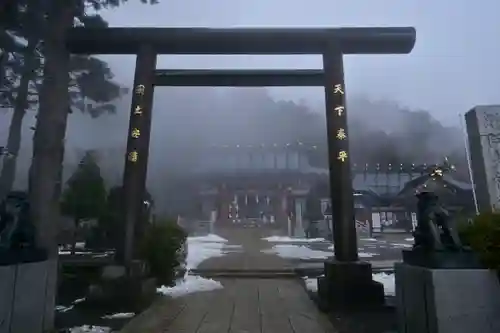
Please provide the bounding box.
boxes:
[60,151,107,254]
[20,2,159,330]
[99,185,153,252]
[0,5,127,200]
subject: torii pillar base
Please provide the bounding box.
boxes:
[318,260,385,310]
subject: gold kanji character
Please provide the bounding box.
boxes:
[134,105,143,115]
[128,151,138,162]
[135,84,145,95]
[336,128,347,140]
[334,105,344,116]
[131,128,140,139]
[333,84,344,95]
[338,150,348,162]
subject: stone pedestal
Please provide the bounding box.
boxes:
[0,260,55,333]
[87,261,156,312]
[318,260,385,310]
[395,263,500,333]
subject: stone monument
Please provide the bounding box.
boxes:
[0,191,51,333]
[465,105,500,212]
[395,181,500,333]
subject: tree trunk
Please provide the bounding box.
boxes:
[0,51,7,93]
[0,36,38,200]
[28,1,75,331]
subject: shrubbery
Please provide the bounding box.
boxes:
[459,213,500,272]
[138,218,187,287]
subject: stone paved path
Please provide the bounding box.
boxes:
[121,278,337,333]
[120,227,337,333]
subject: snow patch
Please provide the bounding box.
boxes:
[263,236,326,243]
[73,297,86,304]
[157,233,231,298]
[303,273,395,296]
[5,31,28,47]
[157,275,223,298]
[55,305,74,313]
[189,234,228,243]
[360,238,378,242]
[372,273,395,296]
[391,243,412,249]
[262,244,332,260]
[405,237,414,242]
[186,236,228,270]
[75,242,86,249]
[69,325,110,333]
[359,252,378,258]
[101,312,135,319]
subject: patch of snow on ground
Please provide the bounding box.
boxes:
[304,273,395,296]
[186,235,229,270]
[263,236,326,243]
[157,234,230,298]
[75,242,86,249]
[360,238,378,241]
[262,244,332,259]
[157,275,223,298]
[101,312,135,319]
[73,297,86,304]
[372,273,395,296]
[69,325,110,333]
[359,252,378,258]
[391,243,412,248]
[304,277,319,293]
[55,305,74,313]
[5,31,28,47]
[58,251,90,255]
[189,234,228,243]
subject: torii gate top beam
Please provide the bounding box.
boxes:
[153,69,324,86]
[65,27,416,55]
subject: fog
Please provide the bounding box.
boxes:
[4,0,499,214]
[0,85,467,216]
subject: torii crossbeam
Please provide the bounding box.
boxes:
[154,69,324,86]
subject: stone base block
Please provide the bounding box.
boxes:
[0,260,54,333]
[87,276,157,312]
[395,263,500,333]
[318,260,385,310]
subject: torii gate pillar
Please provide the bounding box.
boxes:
[320,44,385,309]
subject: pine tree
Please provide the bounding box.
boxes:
[60,151,107,254]
[0,5,127,200]
[26,2,158,330]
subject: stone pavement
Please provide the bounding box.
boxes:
[120,227,338,333]
[121,278,337,333]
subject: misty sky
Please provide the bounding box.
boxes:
[97,0,500,125]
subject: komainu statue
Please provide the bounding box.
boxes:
[413,190,462,252]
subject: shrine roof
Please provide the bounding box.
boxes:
[66,27,415,55]
[397,174,472,195]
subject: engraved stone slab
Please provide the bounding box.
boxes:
[396,263,500,333]
[465,105,500,212]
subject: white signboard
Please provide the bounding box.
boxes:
[371,212,382,233]
[411,212,417,231]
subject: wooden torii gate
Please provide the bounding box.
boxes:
[66,26,416,308]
